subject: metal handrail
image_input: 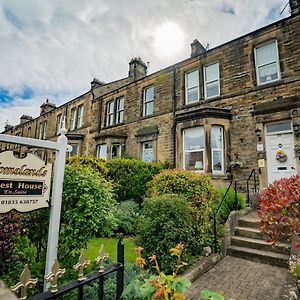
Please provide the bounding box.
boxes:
[213,180,237,253]
[246,169,258,206]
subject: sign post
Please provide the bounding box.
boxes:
[0,124,69,291]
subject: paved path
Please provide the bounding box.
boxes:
[186,256,292,300]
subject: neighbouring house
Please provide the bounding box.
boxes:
[1,0,300,190]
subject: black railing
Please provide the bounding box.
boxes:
[246,169,258,207]
[212,180,237,253]
[30,238,124,300]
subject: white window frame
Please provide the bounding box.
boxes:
[111,144,122,158]
[96,144,107,159]
[56,114,62,135]
[211,126,224,174]
[106,100,115,126]
[116,97,124,124]
[254,40,281,85]
[183,127,205,172]
[77,105,84,128]
[185,69,199,104]
[204,62,220,99]
[70,108,77,130]
[142,141,154,162]
[143,86,154,116]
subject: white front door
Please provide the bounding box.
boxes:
[265,121,297,184]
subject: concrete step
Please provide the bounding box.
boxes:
[231,236,290,255]
[238,218,260,229]
[227,245,289,267]
[234,226,267,240]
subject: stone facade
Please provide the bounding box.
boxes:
[1,1,300,189]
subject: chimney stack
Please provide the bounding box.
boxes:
[20,114,33,125]
[40,99,56,115]
[290,0,300,15]
[129,57,147,80]
[191,39,206,57]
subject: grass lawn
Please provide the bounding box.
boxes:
[86,237,136,264]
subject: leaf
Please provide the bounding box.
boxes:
[200,289,224,300]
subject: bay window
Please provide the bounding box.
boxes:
[183,127,205,171]
[211,126,224,173]
[96,144,107,159]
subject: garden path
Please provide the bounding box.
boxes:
[186,256,294,300]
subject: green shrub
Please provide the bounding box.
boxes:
[147,169,216,210]
[66,156,108,176]
[115,201,140,235]
[83,263,142,300]
[136,195,194,273]
[106,158,164,204]
[147,170,216,252]
[59,165,117,255]
[215,186,247,222]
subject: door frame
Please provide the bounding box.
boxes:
[265,120,296,183]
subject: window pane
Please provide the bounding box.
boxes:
[118,111,124,123]
[205,63,218,82]
[212,150,222,171]
[112,144,121,158]
[256,42,277,65]
[206,81,219,98]
[145,101,153,116]
[118,97,124,110]
[211,126,223,148]
[145,86,154,101]
[258,63,278,83]
[187,87,199,103]
[109,101,114,113]
[97,144,107,159]
[184,127,204,151]
[266,122,291,133]
[143,142,153,162]
[69,144,79,157]
[187,70,198,88]
[185,151,204,171]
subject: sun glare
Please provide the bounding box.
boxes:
[153,22,185,58]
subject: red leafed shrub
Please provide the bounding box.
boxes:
[258,175,300,247]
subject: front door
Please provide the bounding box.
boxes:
[265,121,297,184]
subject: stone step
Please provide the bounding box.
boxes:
[234,226,267,240]
[238,218,260,229]
[227,245,289,267]
[231,236,290,255]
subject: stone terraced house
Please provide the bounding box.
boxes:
[1,0,300,190]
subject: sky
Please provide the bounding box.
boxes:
[0,0,290,132]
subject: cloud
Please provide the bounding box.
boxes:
[0,0,290,131]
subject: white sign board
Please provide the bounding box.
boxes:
[257,143,264,151]
[0,151,52,213]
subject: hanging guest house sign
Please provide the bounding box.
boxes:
[0,151,52,213]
